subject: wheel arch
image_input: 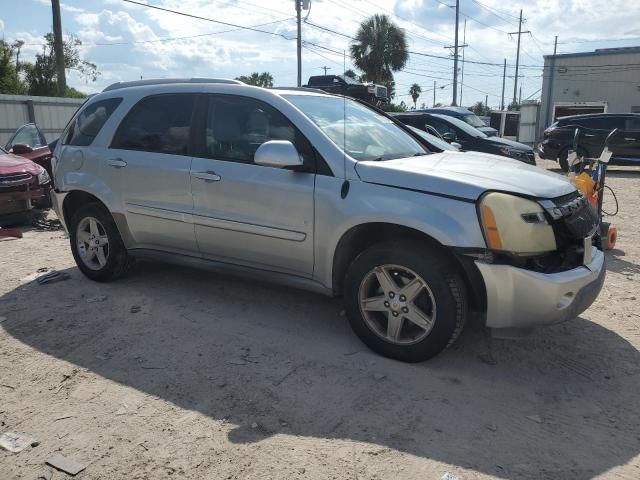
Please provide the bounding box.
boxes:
[331,222,486,313]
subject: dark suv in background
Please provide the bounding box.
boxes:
[539,113,640,171]
[304,75,388,105]
[394,112,535,165]
[418,107,498,137]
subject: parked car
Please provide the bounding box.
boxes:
[4,123,54,177]
[304,75,388,105]
[51,78,604,362]
[417,107,498,137]
[393,112,536,165]
[0,145,52,225]
[405,125,460,152]
[539,113,640,171]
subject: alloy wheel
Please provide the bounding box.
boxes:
[76,216,109,271]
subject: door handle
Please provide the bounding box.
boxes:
[192,170,221,182]
[583,134,595,137]
[108,158,127,168]
[624,137,635,141]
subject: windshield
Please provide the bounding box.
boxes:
[341,75,358,85]
[433,113,487,138]
[461,113,487,128]
[284,94,428,161]
[406,126,457,151]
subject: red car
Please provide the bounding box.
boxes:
[0,145,52,225]
[4,123,53,176]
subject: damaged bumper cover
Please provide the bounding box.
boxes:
[476,247,605,329]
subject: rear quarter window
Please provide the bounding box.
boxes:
[63,98,122,146]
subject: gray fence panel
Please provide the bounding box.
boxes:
[0,94,85,145]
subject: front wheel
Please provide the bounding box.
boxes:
[69,203,134,282]
[343,241,467,362]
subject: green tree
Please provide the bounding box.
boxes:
[235,72,274,88]
[22,33,97,97]
[409,83,421,109]
[381,102,408,113]
[470,101,491,116]
[0,41,26,94]
[350,14,408,86]
[343,69,357,80]
[507,100,520,111]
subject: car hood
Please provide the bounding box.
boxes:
[485,136,532,151]
[477,126,498,136]
[0,152,42,175]
[355,151,575,201]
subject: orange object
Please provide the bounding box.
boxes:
[606,226,617,250]
[574,172,595,197]
[480,205,502,249]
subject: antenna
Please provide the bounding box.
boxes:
[340,48,349,198]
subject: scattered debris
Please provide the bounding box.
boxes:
[343,351,359,356]
[0,227,22,239]
[273,363,305,386]
[1,383,16,389]
[115,407,128,416]
[227,359,248,366]
[36,267,49,273]
[46,453,88,476]
[140,365,166,370]
[299,467,306,474]
[32,217,63,232]
[441,473,460,480]
[303,377,313,386]
[86,295,108,303]
[0,431,37,453]
[54,415,75,421]
[251,422,259,429]
[526,415,544,424]
[373,373,386,381]
[37,467,54,480]
[130,305,141,313]
[37,271,70,285]
[486,424,498,432]
[0,316,6,323]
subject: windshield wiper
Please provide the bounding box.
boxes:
[412,152,429,157]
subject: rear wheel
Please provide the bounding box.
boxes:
[343,241,467,362]
[69,203,134,281]
[558,147,587,172]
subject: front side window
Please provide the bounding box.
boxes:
[433,114,487,138]
[203,95,314,165]
[8,124,44,149]
[111,94,195,155]
[462,113,487,128]
[284,94,428,161]
[64,98,122,147]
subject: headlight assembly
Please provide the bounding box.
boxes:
[479,192,556,254]
[37,167,51,185]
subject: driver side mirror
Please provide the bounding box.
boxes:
[254,140,303,169]
[11,144,33,154]
[441,132,456,143]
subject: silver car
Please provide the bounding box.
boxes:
[51,79,605,362]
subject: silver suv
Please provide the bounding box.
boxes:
[51,79,605,362]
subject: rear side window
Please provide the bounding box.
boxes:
[111,94,196,155]
[583,116,622,130]
[63,98,122,146]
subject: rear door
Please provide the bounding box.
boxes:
[615,116,640,163]
[579,116,623,157]
[190,94,316,276]
[107,94,198,254]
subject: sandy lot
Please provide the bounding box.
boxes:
[1,162,639,480]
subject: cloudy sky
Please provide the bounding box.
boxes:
[1,0,639,107]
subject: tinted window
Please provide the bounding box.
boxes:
[64,98,122,146]
[111,94,195,155]
[580,116,622,130]
[9,124,44,148]
[204,95,314,165]
[624,117,640,131]
[432,114,487,138]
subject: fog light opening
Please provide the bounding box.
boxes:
[557,291,575,309]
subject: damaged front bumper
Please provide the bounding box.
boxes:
[476,247,605,330]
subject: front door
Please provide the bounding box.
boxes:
[107,93,198,254]
[190,94,315,276]
[615,117,640,164]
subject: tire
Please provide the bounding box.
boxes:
[69,202,134,282]
[558,147,587,173]
[343,241,467,362]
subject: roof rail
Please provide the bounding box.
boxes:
[103,78,244,92]
[270,86,329,95]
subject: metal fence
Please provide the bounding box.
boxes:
[0,94,85,146]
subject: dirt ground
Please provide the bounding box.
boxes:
[1,161,639,480]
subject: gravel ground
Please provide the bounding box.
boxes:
[1,161,639,480]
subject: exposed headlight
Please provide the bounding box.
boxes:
[478,192,556,254]
[499,147,523,158]
[37,167,51,185]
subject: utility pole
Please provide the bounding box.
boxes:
[51,0,66,96]
[433,80,436,107]
[500,58,506,110]
[508,9,530,106]
[296,0,302,87]
[553,35,558,55]
[321,66,331,75]
[13,40,24,81]
[485,94,488,110]
[459,19,466,105]
[452,0,460,106]
[519,86,522,105]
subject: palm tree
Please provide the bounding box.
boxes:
[235,72,274,88]
[409,83,421,109]
[350,14,408,85]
